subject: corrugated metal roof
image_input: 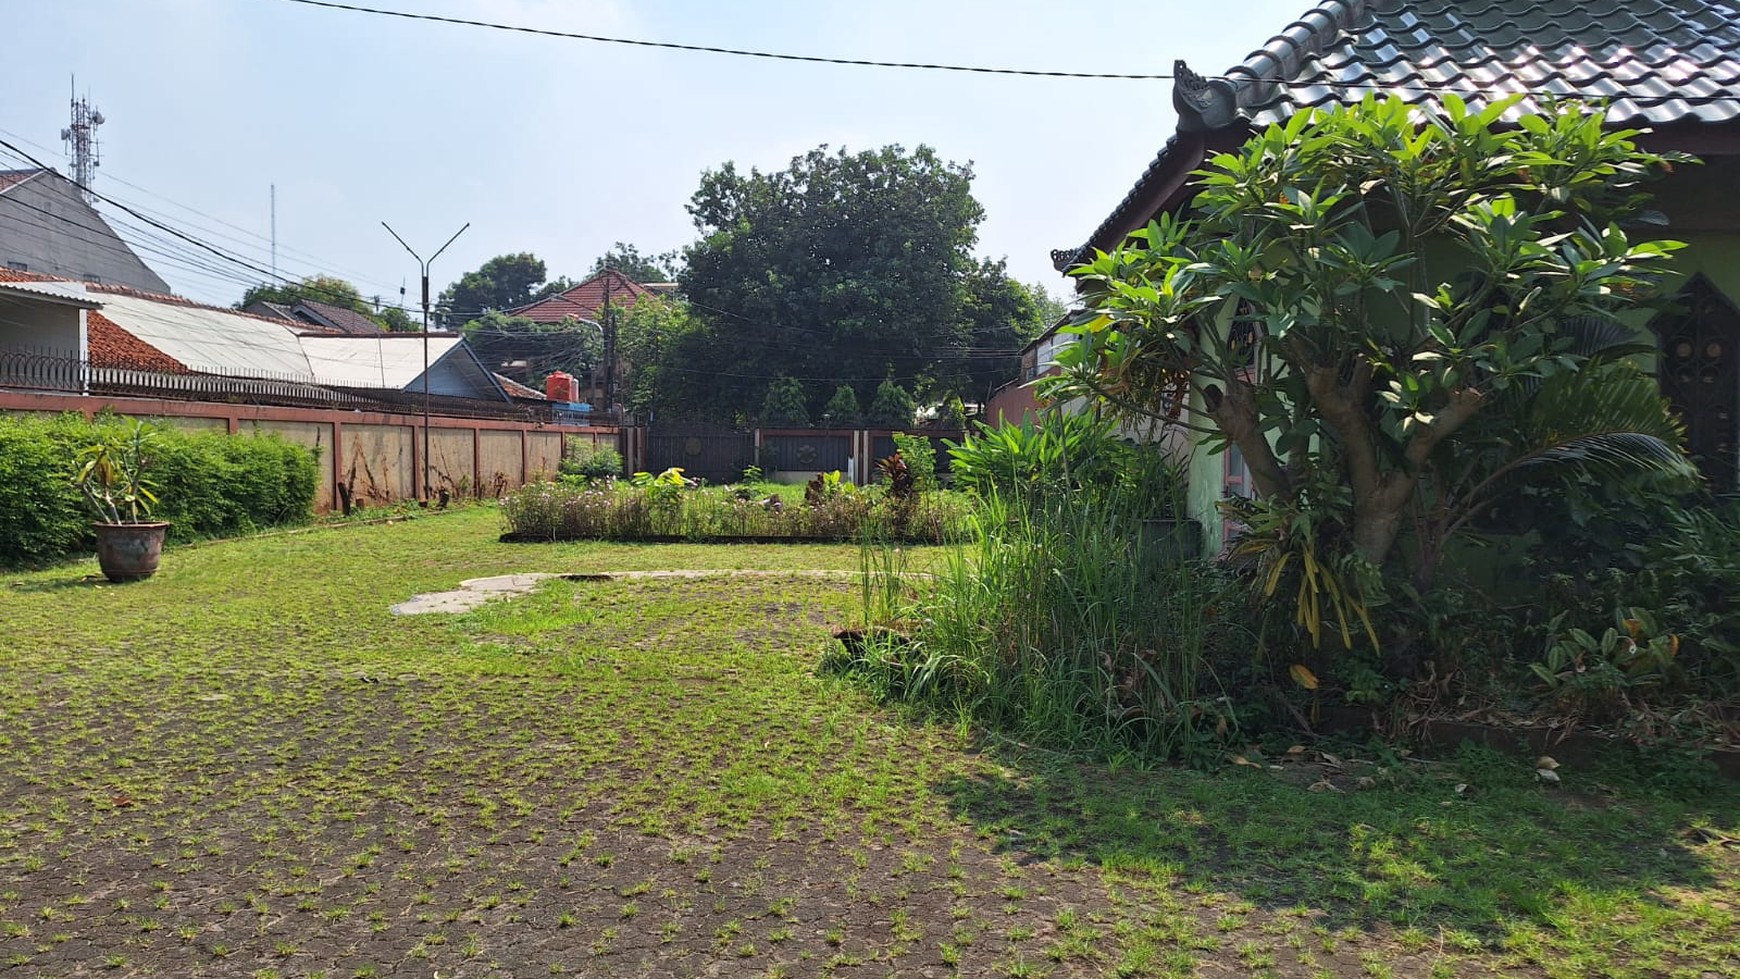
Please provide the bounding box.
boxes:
[299,335,465,388]
[95,291,313,377]
[0,278,100,308]
[1235,0,1740,126]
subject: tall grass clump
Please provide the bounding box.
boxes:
[846,432,1235,764]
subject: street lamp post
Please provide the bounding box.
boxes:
[382,220,469,500]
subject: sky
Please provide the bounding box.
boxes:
[3,0,1313,311]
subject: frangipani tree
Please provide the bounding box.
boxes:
[1048,94,1698,596]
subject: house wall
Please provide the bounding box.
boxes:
[420,354,492,399]
[0,294,82,359]
[0,175,173,293]
[0,386,617,513]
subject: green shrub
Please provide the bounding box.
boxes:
[867,376,915,429]
[559,441,623,480]
[0,415,89,568]
[499,477,974,543]
[0,414,319,569]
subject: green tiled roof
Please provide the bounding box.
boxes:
[1060,0,1740,270]
[1234,0,1740,126]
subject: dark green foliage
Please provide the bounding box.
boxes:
[240,275,365,312]
[439,253,555,326]
[587,242,679,283]
[947,411,1179,514]
[822,384,861,427]
[670,144,1040,418]
[0,414,318,569]
[500,478,972,543]
[238,275,404,332]
[0,418,89,569]
[559,442,624,481]
[867,377,915,429]
[760,376,810,426]
[889,432,939,491]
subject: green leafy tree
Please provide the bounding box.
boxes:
[938,259,1047,401]
[240,275,365,311]
[677,144,996,417]
[372,304,417,332]
[1050,95,1696,599]
[868,375,916,429]
[587,242,679,283]
[822,384,861,427]
[616,295,709,418]
[1027,280,1070,325]
[239,276,414,332]
[438,253,552,326]
[761,376,811,426]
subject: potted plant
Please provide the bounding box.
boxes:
[74,421,169,582]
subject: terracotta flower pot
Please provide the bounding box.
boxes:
[92,522,170,582]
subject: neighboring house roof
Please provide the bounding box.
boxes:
[96,289,316,377]
[298,334,470,389]
[244,298,386,335]
[89,286,505,398]
[0,268,101,307]
[88,310,187,373]
[509,269,654,324]
[292,299,385,335]
[0,169,44,195]
[493,372,548,400]
[1058,0,1740,270]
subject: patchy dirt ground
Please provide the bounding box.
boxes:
[3,515,1735,978]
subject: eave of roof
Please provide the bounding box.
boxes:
[1058,0,1740,271]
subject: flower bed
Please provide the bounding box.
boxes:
[499,477,975,543]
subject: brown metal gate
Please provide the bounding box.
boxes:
[644,424,755,484]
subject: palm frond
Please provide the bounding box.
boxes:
[1467,365,1698,505]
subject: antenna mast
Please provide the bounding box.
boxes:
[60,80,104,204]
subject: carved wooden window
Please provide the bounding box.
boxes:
[1654,274,1739,491]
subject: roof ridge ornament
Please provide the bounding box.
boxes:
[1173,59,1240,131]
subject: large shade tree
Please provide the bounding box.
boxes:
[672,144,1037,419]
[438,253,562,326]
[1050,95,1698,599]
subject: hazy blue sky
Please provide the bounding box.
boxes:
[4,0,1312,309]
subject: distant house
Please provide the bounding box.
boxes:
[0,168,171,293]
[1,273,510,404]
[474,268,664,404]
[244,297,386,335]
[509,268,655,325]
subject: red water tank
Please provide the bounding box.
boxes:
[545,371,577,403]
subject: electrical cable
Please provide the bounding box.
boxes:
[272,0,1178,80]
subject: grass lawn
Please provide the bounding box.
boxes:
[1,505,1735,978]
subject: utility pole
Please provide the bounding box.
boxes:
[382,220,469,500]
[601,266,617,415]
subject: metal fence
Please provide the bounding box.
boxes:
[0,349,619,426]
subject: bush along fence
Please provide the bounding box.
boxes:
[0,413,319,569]
[500,460,976,545]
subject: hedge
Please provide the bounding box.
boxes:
[0,413,319,569]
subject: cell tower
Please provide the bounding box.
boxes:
[60,81,104,204]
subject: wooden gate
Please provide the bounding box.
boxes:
[644,424,755,484]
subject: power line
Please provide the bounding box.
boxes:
[272,0,1178,80]
[0,137,399,300]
